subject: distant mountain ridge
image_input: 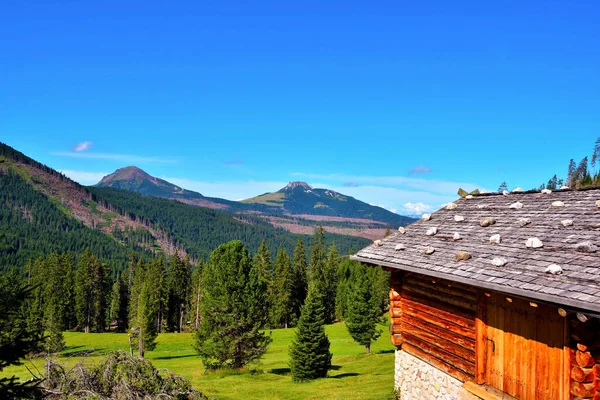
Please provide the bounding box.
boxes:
[0,142,370,270]
[95,167,416,239]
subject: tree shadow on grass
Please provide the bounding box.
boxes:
[153,354,197,361]
[271,368,291,375]
[328,373,360,379]
[377,349,395,354]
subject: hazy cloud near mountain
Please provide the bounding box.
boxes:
[60,170,109,185]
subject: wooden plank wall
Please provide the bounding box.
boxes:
[388,271,477,382]
[569,316,600,399]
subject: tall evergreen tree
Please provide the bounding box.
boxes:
[335,259,353,321]
[291,238,308,322]
[345,263,383,353]
[498,181,508,192]
[109,274,129,332]
[323,245,340,323]
[128,258,146,329]
[74,250,110,333]
[567,158,577,187]
[193,240,271,369]
[189,260,204,331]
[0,272,43,398]
[270,245,294,328]
[289,289,332,382]
[167,252,191,333]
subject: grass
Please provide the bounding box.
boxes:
[2,323,395,400]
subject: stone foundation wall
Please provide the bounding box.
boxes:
[395,349,463,400]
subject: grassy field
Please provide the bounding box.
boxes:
[2,323,396,400]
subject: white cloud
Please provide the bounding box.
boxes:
[73,141,92,152]
[401,202,432,215]
[291,172,483,195]
[59,170,109,185]
[53,152,178,164]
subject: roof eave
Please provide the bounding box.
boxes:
[351,255,600,314]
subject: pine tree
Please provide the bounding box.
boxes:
[335,259,353,321]
[345,263,383,353]
[189,260,203,331]
[74,250,110,333]
[291,238,308,322]
[109,274,128,332]
[289,289,332,382]
[194,241,271,369]
[128,258,146,329]
[136,282,157,358]
[567,158,577,187]
[0,272,43,398]
[167,252,191,333]
[309,228,339,324]
[498,181,508,192]
[270,245,294,328]
[42,253,74,351]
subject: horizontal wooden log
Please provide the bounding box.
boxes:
[578,340,600,352]
[389,289,401,301]
[391,324,402,334]
[390,300,402,309]
[402,304,476,340]
[402,289,475,321]
[572,366,595,383]
[403,333,475,377]
[594,378,600,392]
[594,392,600,400]
[404,274,476,300]
[401,316,476,353]
[391,317,402,326]
[391,334,403,347]
[571,381,596,398]
[402,284,476,312]
[401,324,475,362]
[577,350,599,368]
[390,307,401,318]
[402,296,475,330]
[593,364,600,376]
[402,342,471,383]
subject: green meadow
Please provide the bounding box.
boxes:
[2,323,395,400]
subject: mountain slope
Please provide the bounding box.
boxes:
[95,168,416,240]
[95,166,235,210]
[242,181,414,226]
[0,142,370,271]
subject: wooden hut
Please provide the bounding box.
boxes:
[351,188,600,400]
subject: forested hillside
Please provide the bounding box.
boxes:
[0,169,149,273]
[0,142,370,272]
[90,187,370,261]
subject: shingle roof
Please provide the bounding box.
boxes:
[351,188,600,313]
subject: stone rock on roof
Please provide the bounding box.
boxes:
[351,188,600,313]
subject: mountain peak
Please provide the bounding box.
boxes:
[98,166,152,185]
[282,181,313,191]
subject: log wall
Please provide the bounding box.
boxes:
[388,271,477,382]
[569,316,600,399]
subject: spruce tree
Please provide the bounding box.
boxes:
[189,260,203,331]
[0,272,43,398]
[289,289,332,382]
[291,238,308,322]
[75,250,110,333]
[109,274,128,332]
[167,252,191,333]
[270,245,294,328]
[194,241,271,369]
[345,263,383,353]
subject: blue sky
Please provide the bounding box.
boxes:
[1,1,599,215]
